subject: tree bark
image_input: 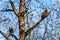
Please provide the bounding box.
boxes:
[9,0,51,40]
[19,17,25,40]
[19,0,25,40]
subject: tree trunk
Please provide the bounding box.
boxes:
[19,0,25,40]
[19,17,25,40]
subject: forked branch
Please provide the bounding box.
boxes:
[25,9,51,37]
[25,19,43,36]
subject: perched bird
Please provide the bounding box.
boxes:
[9,27,14,36]
[41,9,50,20]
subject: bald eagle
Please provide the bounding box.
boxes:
[9,27,14,36]
[41,9,50,19]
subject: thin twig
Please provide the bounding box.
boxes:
[0,30,9,40]
[12,35,18,40]
[0,9,12,12]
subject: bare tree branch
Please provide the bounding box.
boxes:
[0,30,9,40]
[9,0,18,15]
[0,18,10,23]
[12,35,18,40]
[25,8,36,17]
[25,10,51,37]
[0,9,13,12]
[25,19,43,36]
[42,19,48,40]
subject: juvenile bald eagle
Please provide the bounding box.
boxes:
[9,27,14,36]
[41,9,50,20]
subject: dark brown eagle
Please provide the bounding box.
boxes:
[41,9,50,20]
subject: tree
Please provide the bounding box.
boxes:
[0,0,59,40]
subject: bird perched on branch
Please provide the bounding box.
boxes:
[9,27,14,36]
[41,8,50,20]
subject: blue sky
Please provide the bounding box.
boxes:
[0,0,60,40]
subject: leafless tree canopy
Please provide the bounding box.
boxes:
[0,0,60,40]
